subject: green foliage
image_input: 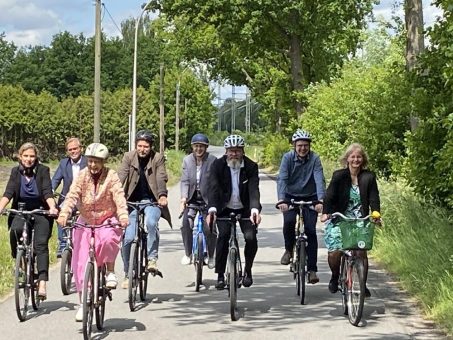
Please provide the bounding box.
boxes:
[261,134,291,169]
[165,149,185,186]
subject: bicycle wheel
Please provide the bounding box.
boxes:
[128,242,139,311]
[60,248,73,295]
[340,255,348,315]
[95,266,106,330]
[139,237,148,301]
[14,249,28,322]
[30,256,40,310]
[195,233,204,292]
[228,248,238,321]
[348,258,365,326]
[298,242,307,305]
[82,262,94,340]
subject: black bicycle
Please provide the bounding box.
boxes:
[60,211,79,295]
[2,204,50,322]
[126,201,160,311]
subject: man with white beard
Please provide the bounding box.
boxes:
[206,135,262,289]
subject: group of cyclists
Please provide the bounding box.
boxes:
[0,127,381,322]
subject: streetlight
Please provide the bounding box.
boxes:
[130,0,153,151]
[175,63,190,151]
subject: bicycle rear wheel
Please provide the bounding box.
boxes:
[139,237,148,301]
[297,242,307,305]
[14,249,28,322]
[82,262,94,340]
[95,266,106,330]
[195,233,204,292]
[340,255,348,315]
[128,242,139,311]
[348,258,365,326]
[228,248,238,321]
[60,248,73,295]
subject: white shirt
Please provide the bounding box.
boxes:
[226,162,244,210]
[71,158,82,180]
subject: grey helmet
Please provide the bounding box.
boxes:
[85,143,109,159]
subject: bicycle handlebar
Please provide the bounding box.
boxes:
[2,208,52,216]
[65,220,122,229]
[331,212,371,221]
[178,203,207,219]
[127,201,160,210]
[275,199,322,210]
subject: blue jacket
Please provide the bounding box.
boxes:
[51,156,87,203]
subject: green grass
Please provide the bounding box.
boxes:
[372,180,453,335]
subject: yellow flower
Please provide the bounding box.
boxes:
[371,211,381,219]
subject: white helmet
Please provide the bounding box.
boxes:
[224,134,245,148]
[85,143,109,159]
[292,129,312,143]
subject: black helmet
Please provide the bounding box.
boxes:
[136,129,155,144]
[191,133,209,146]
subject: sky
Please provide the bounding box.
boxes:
[0,0,444,101]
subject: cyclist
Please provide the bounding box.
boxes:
[180,133,217,267]
[206,134,262,289]
[320,143,381,297]
[118,129,172,289]
[276,129,325,284]
[0,142,58,300]
[51,137,87,257]
[56,143,128,321]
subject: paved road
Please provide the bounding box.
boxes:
[0,146,448,339]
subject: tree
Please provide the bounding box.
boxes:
[405,0,425,71]
[0,33,16,83]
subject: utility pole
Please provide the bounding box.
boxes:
[93,0,102,142]
[245,87,251,133]
[175,80,180,151]
[217,83,221,131]
[159,63,165,153]
[231,85,236,132]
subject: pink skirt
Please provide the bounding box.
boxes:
[71,217,123,292]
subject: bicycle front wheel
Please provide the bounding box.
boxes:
[14,249,28,322]
[60,248,73,295]
[195,233,204,292]
[340,255,348,315]
[128,242,139,311]
[95,266,106,330]
[82,262,94,340]
[348,258,365,326]
[297,243,307,305]
[228,248,238,321]
[139,237,148,301]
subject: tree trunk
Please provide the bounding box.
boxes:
[405,0,425,71]
[289,33,304,118]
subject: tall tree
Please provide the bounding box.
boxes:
[405,0,425,71]
[0,33,16,83]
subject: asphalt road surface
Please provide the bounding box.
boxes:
[0,146,448,339]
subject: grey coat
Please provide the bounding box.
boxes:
[180,152,217,204]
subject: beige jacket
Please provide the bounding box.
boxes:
[59,167,128,225]
[117,150,172,227]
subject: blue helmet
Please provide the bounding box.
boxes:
[191,133,209,146]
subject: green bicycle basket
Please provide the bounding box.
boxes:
[338,219,375,250]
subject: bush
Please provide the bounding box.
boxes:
[261,134,291,169]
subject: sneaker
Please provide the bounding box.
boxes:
[242,272,253,287]
[75,305,83,322]
[147,258,158,273]
[207,256,215,270]
[280,250,292,265]
[121,278,128,289]
[308,271,319,284]
[181,255,191,265]
[328,277,339,293]
[106,272,118,289]
[365,287,371,298]
[215,274,225,290]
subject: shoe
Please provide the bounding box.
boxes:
[242,272,253,287]
[37,281,47,300]
[106,272,118,289]
[56,252,62,259]
[207,256,215,270]
[328,277,339,293]
[215,274,225,290]
[308,271,319,284]
[75,305,83,322]
[121,278,128,289]
[365,287,371,298]
[280,250,292,265]
[181,255,191,265]
[147,258,158,273]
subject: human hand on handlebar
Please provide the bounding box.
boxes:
[314,203,323,214]
[250,213,261,226]
[158,196,168,207]
[206,212,216,228]
[277,201,288,212]
[320,213,330,222]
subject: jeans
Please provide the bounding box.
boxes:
[57,224,67,253]
[122,201,161,274]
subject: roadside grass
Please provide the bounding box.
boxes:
[372,180,453,335]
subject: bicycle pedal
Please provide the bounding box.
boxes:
[150,269,163,278]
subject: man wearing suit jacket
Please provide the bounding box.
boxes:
[52,137,87,256]
[206,135,262,289]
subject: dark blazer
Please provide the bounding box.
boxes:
[3,163,54,210]
[208,155,261,217]
[322,168,380,217]
[51,156,87,203]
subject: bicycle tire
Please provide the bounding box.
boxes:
[340,255,348,315]
[60,249,73,295]
[195,233,204,292]
[82,262,94,340]
[14,249,28,322]
[30,256,40,311]
[95,265,106,330]
[228,248,238,321]
[128,242,139,311]
[139,237,148,301]
[348,258,365,326]
[298,242,307,305]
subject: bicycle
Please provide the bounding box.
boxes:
[179,203,209,292]
[70,220,121,340]
[60,211,79,295]
[126,201,160,311]
[2,204,51,322]
[331,212,379,326]
[276,199,320,305]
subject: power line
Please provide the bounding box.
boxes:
[102,2,123,38]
